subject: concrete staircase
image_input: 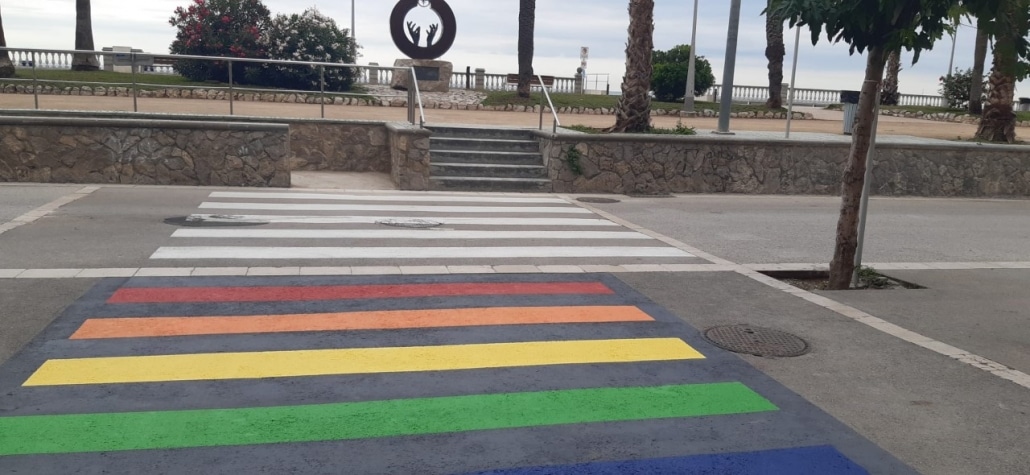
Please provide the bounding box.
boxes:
[428,126,550,192]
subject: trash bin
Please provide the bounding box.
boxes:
[840,90,861,135]
[1019,97,1030,112]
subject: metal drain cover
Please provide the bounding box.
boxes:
[576,197,621,204]
[376,218,443,228]
[703,325,810,357]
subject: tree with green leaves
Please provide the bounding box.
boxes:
[765,0,785,108]
[880,49,901,105]
[0,5,14,78]
[769,0,964,289]
[516,0,535,99]
[968,19,989,114]
[651,45,715,102]
[610,0,654,133]
[968,0,1030,143]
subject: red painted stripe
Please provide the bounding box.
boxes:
[107,282,614,304]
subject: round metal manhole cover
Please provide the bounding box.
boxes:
[703,325,810,357]
[576,197,621,204]
[163,216,268,227]
[376,218,443,229]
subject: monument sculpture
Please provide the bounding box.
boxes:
[389,0,456,93]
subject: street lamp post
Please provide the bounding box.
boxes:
[683,0,699,113]
[715,0,742,134]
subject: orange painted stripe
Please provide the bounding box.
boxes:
[70,306,654,339]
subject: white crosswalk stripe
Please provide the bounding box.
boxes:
[152,191,706,270]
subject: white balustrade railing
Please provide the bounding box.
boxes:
[706,84,948,108]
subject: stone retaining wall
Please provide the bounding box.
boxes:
[0,117,291,187]
[386,122,432,191]
[539,132,1030,197]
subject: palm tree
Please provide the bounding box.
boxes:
[764,0,784,109]
[975,0,1024,143]
[0,5,14,78]
[610,0,654,133]
[968,19,988,114]
[516,0,536,98]
[880,49,901,105]
[72,0,99,71]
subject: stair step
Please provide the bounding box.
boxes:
[430,137,540,153]
[430,149,544,166]
[431,162,548,179]
[428,125,538,141]
[430,176,552,192]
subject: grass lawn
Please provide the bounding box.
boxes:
[483,91,786,114]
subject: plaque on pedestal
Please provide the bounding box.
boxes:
[391,59,453,93]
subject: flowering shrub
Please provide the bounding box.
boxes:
[168,0,271,83]
[257,8,357,91]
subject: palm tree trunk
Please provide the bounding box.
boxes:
[880,49,901,105]
[968,18,988,115]
[72,0,99,71]
[516,0,536,98]
[610,0,654,133]
[827,45,887,290]
[764,0,784,109]
[975,0,1019,143]
[0,5,14,78]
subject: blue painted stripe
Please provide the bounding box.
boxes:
[465,445,868,475]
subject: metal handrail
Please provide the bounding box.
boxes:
[536,74,560,133]
[0,46,428,125]
[409,67,426,128]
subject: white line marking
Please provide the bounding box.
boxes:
[199,202,593,214]
[188,214,620,226]
[171,229,653,240]
[209,191,568,204]
[0,186,99,236]
[150,246,694,260]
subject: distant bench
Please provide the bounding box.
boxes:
[505,74,555,88]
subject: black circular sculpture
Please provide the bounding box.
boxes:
[390,0,457,60]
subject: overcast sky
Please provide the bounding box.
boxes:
[3,0,1025,96]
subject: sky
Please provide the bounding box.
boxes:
[2,0,1025,96]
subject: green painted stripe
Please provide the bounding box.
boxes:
[0,383,776,455]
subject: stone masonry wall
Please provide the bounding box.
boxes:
[0,117,290,187]
[387,122,432,191]
[541,133,1030,197]
[288,122,389,172]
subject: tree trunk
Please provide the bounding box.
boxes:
[764,0,784,109]
[968,18,988,115]
[516,0,535,98]
[610,0,654,133]
[880,49,901,106]
[0,5,14,78]
[975,0,1018,143]
[827,45,887,290]
[72,0,99,71]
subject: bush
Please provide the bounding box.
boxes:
[257,8,356,91]
[938,68,985,109]
[168,0,271,83]
[651,45,715,102]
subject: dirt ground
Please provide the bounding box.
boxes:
[1,94,1021,142]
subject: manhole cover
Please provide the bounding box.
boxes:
[702,325,810,357]
[163,216,268,227]
[576,197,621,204]
[376,218,443,228]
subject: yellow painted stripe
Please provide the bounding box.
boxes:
[23,338,704,386]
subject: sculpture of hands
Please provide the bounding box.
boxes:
[426,24,439,47]
[407,21,422,46]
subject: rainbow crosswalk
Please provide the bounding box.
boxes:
[0,274,914,473]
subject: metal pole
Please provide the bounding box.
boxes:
[852,87,882,287]
[539,86,544,130]
[785,25,801,138]
[228,59,234,115]
[715,0,741,134]
[683,0,699,113]
[320,66,326,119]
[31,52,39,109]
[946,23,958,78]
[130,53,138,112]
[351,0,356,44]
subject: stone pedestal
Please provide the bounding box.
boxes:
[391,59,453,93]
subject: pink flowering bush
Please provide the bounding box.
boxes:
[168,0,271,83]
[256,8,357,91]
